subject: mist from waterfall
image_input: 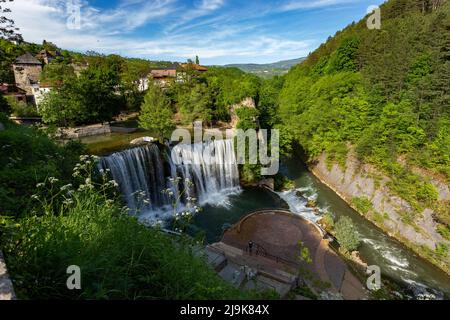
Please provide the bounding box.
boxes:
[99,139,241,223]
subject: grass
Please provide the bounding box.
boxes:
[1,178,275,300]
[0,119,277,300]
[351,197,373,215]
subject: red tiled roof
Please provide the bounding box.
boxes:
[150,69,177,78]
[181,63,208,72]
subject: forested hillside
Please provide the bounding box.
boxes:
[225,58,305,78]
[264,0,449,259]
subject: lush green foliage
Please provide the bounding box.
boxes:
[0,119,83,218]
[177,83,213,125]
[236,107,260,131]
[39,56,127,126]
[1,181,269,299]
[263,0,449,232]
[0,124,274,300]
[0,93,10,114]
[138,83,175,141]
[334,216,361,252]
[170,67,261,124]
[352,197,373,215]
[6,97,38,117]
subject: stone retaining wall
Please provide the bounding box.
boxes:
[58,123,111,139]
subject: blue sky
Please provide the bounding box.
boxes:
[9,0,386,65]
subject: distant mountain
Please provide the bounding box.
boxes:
[224,58,306,78]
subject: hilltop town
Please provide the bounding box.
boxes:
[2,42,208,113]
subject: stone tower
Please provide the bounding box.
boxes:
[12,52,42,94]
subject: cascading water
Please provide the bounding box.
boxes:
[170,139,241,207]
[99,139,241,223]
[98,143,172,212]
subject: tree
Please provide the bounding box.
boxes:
[178,83,213,125]
[195,55,200,65]
[334,216,360,252]
[139,83,175,141]
[0,92,10,114]
[0,0,23,42]
[39,61,125,126]
[236,107,259,130]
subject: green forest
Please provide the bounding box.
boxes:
[261,0,450,252]
[1,0,449,299]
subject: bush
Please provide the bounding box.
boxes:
[0,93,11,114]
[1,160,274,300]
[352,197,373,215]
[236,107,259,131]
[239,164,262,186]
[7,98,39,117]
[335,216,360,252]
[274,174,295,191]
[321,212,335,231]
[435,243,448,259]
[0,120,82,217]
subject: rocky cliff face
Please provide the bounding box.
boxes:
[229,97,256,129]
[310,150,450,272]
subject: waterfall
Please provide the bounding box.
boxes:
[170,139,240,206]
[99,139,240,223]
[99,144,172,213]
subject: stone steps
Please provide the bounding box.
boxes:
[206,242,298,297]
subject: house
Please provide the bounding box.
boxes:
[36,49,58,64]
[12,52,43,95]
[0,83,27,103]
[177,63,208,83]
[137,77,150,92]
[180,63,208,72]
[31,83,54,108]
[150,68,177,87]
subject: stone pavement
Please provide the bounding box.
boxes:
[204,210,367,300]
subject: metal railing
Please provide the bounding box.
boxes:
[244,242,299,268]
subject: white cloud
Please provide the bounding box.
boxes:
[199,0,225,11]
[281,0,357,11]
[7,0,315,64]
[165,0,226,32]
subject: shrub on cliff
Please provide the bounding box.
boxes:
[335,216,360,252]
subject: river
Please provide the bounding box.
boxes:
[192,157,450,299]
[94,135,450,299]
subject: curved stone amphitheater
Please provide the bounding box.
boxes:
[205,209,367,300]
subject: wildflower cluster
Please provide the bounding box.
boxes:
[131,190,151,214]
[163,177,202,233]
[31,155,120,212]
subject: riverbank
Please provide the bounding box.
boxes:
[309,153,450,277]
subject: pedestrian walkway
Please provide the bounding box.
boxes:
[203,210,367,300]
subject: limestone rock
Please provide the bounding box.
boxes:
[130,136,156,146]
[258,178,275,190]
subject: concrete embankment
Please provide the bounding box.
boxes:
[309,151,450,275]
